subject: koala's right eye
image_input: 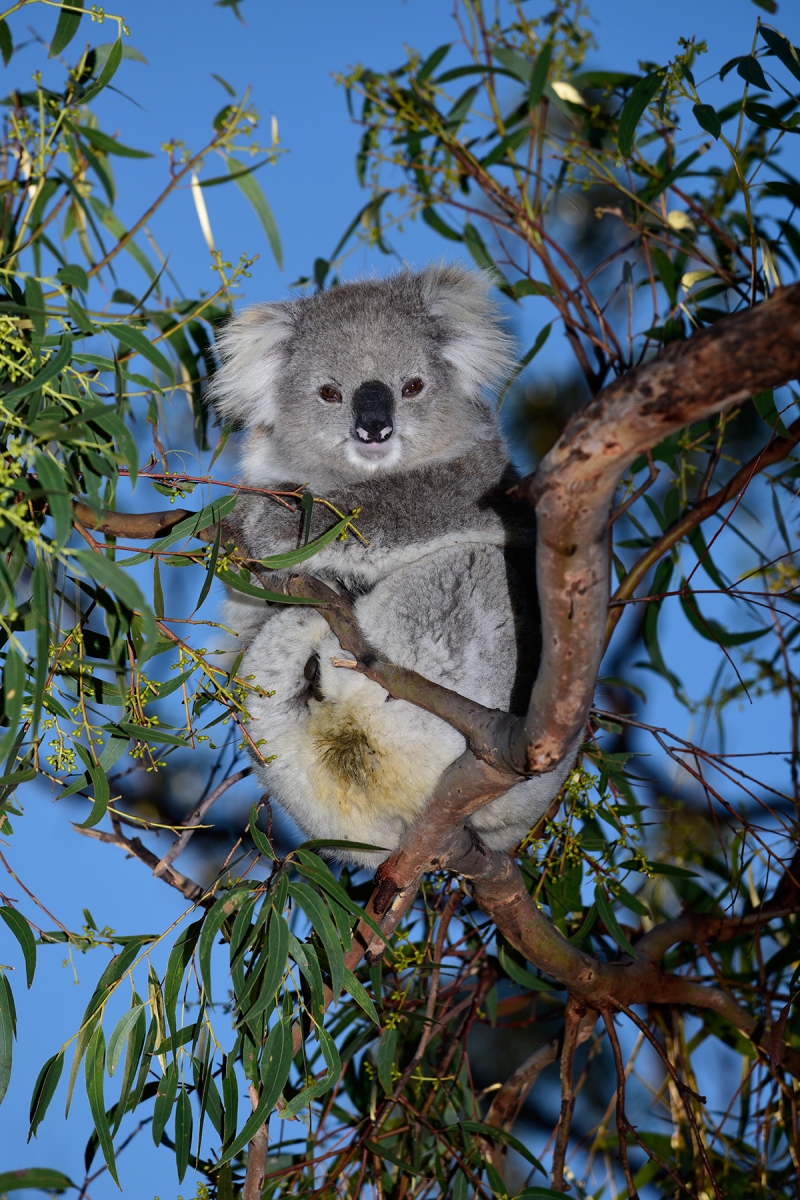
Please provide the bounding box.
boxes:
[318,385,342,404]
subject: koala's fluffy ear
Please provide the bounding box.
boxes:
[209,303,294,427]
[421,263,514,395]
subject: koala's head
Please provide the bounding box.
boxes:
[209,264,513,487]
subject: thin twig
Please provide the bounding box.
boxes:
[152,767,251,877]
[602,1010,640,1199]
[551,998,583,1191]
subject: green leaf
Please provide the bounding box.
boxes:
[50,0,83,57]
[497,323,551,408]
[617,859,698,879]
[0,19,12,66]
[279,1024,340,1118]
[28,1050,65,1139]
[594,884,637,958]
[24,276,45,341]
[106,1004,145,1077]
[57,264,88,291]
[463,223,512,293]
[227,155,282,269]
[528,38,552,108]
[249,805,276,860]
[679,584,767,647]
[376,1026,397,1094]
[0,649,25,766]
[215,564,320,605]
[199,888,250,1003]
[34,454,71,550]
[753,388,790,437]
[418,42,450,80]
[0,971,15,1105]
[105,321,173,379]
[112,1011,152,1134]
[498,946,557,992]
[80,36,122,104]
[363,1138,424,1176]
[75,125,153,158]
[175,1086,193,1182]
[737,55,771,90]
[288,882,344,999]
[760,27,800,83]
[294,848,384,942]
[693,103,721,139]
[462,1121,546,1175]
[0,1169,75,1193]
[218,1017,293,1162]
[194,519,221,613]
[164,919,202,1038]
[239,912,289,1024]
[0,906,36,987]
[421,207,462,242]
[89,197,157,281]
[617,70,665,157]
[342,967,380,1026]
[151,1059,177,1146]
[72,741,110,828]
[84,1026,119,1186]
[121,494,238,566]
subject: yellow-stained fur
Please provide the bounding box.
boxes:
[306,699,443,822]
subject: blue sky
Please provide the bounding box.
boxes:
[2,0,800,1194]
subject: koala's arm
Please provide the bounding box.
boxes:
[352,542,531,713]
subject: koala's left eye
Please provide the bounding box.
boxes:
[401,378,424,398]
[318,384,342,404]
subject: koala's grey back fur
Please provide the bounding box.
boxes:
[211,265,576,866]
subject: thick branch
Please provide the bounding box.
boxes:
[469,854,800,1078]
[72,501,199,540]
[512,283,800,775]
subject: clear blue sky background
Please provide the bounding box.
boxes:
[2,1,799,1195]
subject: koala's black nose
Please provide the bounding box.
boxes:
[352,380,394,443]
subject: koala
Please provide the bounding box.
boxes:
[210,264,576,868]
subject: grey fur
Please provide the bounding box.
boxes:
[211,265,577,867]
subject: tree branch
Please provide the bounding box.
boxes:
[73,824,208,905]
[152,767,251,878]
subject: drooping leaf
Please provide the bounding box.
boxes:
[0,971,16,1105]
[0,906,36,987]
[226,155,283,269]
[737,55,771,91]
[105,321,173,380]
[84,1026,119,1186]
[760,27,800,83]
[218,1016,293,1161]
[594,884,637,958]
[0,1169,75,1193]
[617,70,665,156]
[80,37,122,105]
[106,1004,145,1077]
[693,102,721,139]
[199,888,250,1003]
[49,0,83,57]
[174,1086,193,1182]
[28,1050,65,1139]
[151,1059,178,1146]
[287,882,344,999]
[376,1026,397,1095]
